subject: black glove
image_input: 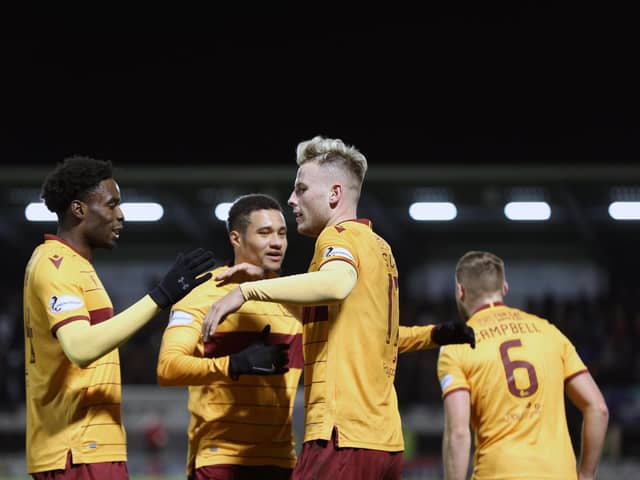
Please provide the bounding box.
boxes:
[149,248,216,309]
[229,325,290,380]
[432,322,476,349]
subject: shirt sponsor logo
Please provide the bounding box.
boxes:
[323,246,355,262]
[168,310,194,327]
[440,374,453,391]
[48,295,84,314]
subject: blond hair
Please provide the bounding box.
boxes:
[296,136,368,195]
[456,251,505,302]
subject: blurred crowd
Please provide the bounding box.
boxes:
[2,281,640,435]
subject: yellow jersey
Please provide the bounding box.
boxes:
[158,266,303,475]
[302,219,403,451]
[438,302,588,480]
[23,235,125,473]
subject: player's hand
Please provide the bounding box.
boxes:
[149,248,216,309]
[432,322,476,349]
[215,262,265,285]
[229,325,290,379]
[202,287,246,342]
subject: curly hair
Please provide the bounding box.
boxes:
[41,156,113,215]
[227,194,283,234]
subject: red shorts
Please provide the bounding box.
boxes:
[31,451,128,480]
[192,464,292,480]
[292,429,403,480]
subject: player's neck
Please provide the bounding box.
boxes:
[469,296,505,315]
[326,204,358,228]
[56,228,93,261]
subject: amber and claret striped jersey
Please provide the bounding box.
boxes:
[438,303,588,480]
[23,235,125,473]
[159,266,303,475]
[301,219,403,451]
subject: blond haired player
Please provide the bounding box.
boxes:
[23,156,214,479]
[201,136,474,479]
[438,251,609,480]
[157,194,297,480]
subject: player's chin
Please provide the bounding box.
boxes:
[103,237,120,249]
[296,224,315,237]
[264,259,284,272]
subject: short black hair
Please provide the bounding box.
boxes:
[227,194,283,233]
[41,156,113,215]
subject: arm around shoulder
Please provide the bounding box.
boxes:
[397,325,437,353]
[240,260,357,305]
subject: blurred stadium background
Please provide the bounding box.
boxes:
[2,8,640,479]
[1,163,640,478]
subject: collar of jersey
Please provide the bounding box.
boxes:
[336,218,372,228]
[472,301,505,316]
[44,234,85,257]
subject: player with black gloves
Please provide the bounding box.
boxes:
[23,155,216,477]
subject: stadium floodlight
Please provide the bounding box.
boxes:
[25,203,57,221]
[120,202,164,221]
[25,202,165,222]
[504,201,551,221]
[214,202,233,221]
[608,201,640,220]
[409,202,457,221]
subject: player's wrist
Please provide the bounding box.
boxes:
[149,285,171,309]
[228,352,249,380]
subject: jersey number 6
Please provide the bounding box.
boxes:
[499,339,539,398]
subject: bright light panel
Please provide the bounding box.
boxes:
[120,202,164,221]
[25,202,164,222]
[609,201,640,220]
[25,203,57,221]
[409,202,457,221]
[214,202,233,221]
[504,202,551,221]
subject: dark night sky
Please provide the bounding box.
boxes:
[1,8,638,167]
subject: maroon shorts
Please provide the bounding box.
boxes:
[292,429,403,480]
[192,464,292,480]
[31,451,128,480]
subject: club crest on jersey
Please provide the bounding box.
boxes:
[48,295,84,314]
[48,255,64,269]
[322,246,355,262]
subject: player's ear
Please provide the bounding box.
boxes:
[229,230,241,249]
[456,282,465,301]
[502,281,509,296]
[329,184,342,207]
[69,199,86,220]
